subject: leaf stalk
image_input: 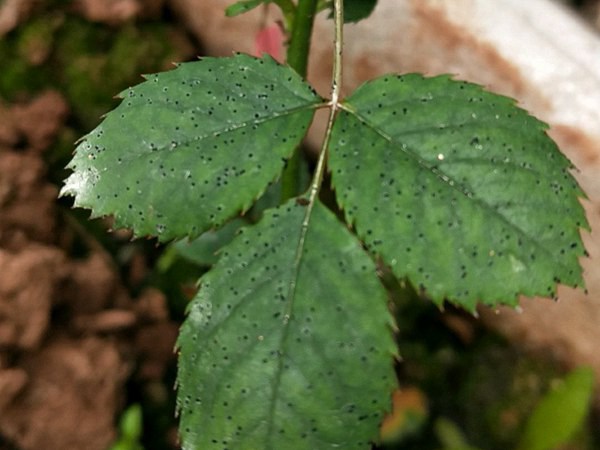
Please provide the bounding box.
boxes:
[284,0,343,321]
[280,0,319,202]
[306,0,341,205]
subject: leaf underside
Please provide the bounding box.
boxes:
[177,200,397,450]
[61,54,321,241]
[329,74,587,310]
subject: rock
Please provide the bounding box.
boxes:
[74,0,166,24]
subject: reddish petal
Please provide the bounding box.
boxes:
[254,24,285,62]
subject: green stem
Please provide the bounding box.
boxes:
[280,0,319,202]
[286,0,319,78]
[285,0,343,320]
[306,0,342,202]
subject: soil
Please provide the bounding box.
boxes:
[0,91,179,449]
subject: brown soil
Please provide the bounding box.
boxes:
[0,91,179,450]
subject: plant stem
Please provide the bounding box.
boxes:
[280,0,319,202]
[329,0,343,106]
[286,0,319,78]
[285,0,343,321]
[306,0,342,203]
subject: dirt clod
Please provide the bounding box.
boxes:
[12,91,69,153]
[0,368,28,411]
[0,91,144,450]
[0,245,67,350]
[1,337,128,450]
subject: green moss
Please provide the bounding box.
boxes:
[0,19,54,98]
[54,18,189,128]
[0,5,191,129]
[16,15,60,64]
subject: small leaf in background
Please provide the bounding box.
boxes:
[517,366,595,450]
[380,387,428,445]
[327,0,378,23]
[434,417,482,450]
[109,404,144,450]
[254,24,285,62]
[329,74,588,310]
[171,217,247,267]
[225,0,265,17]
[177,199,397,449]
[248,154,312,221]
[61,54,322,241]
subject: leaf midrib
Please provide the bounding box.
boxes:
[101,102,324,165]
[264,206,312,449]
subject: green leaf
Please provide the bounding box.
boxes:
[326,0,378,23]
[109,404,144,450]
[329,74,587,310]
[172,217,248,267]
[343,0,377,22]
[119,404,143,440]
[434,418,482,450]
[517,366,594,450]
[225,0,265,17]
[61,54,321,241]
[177,199,397,449]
